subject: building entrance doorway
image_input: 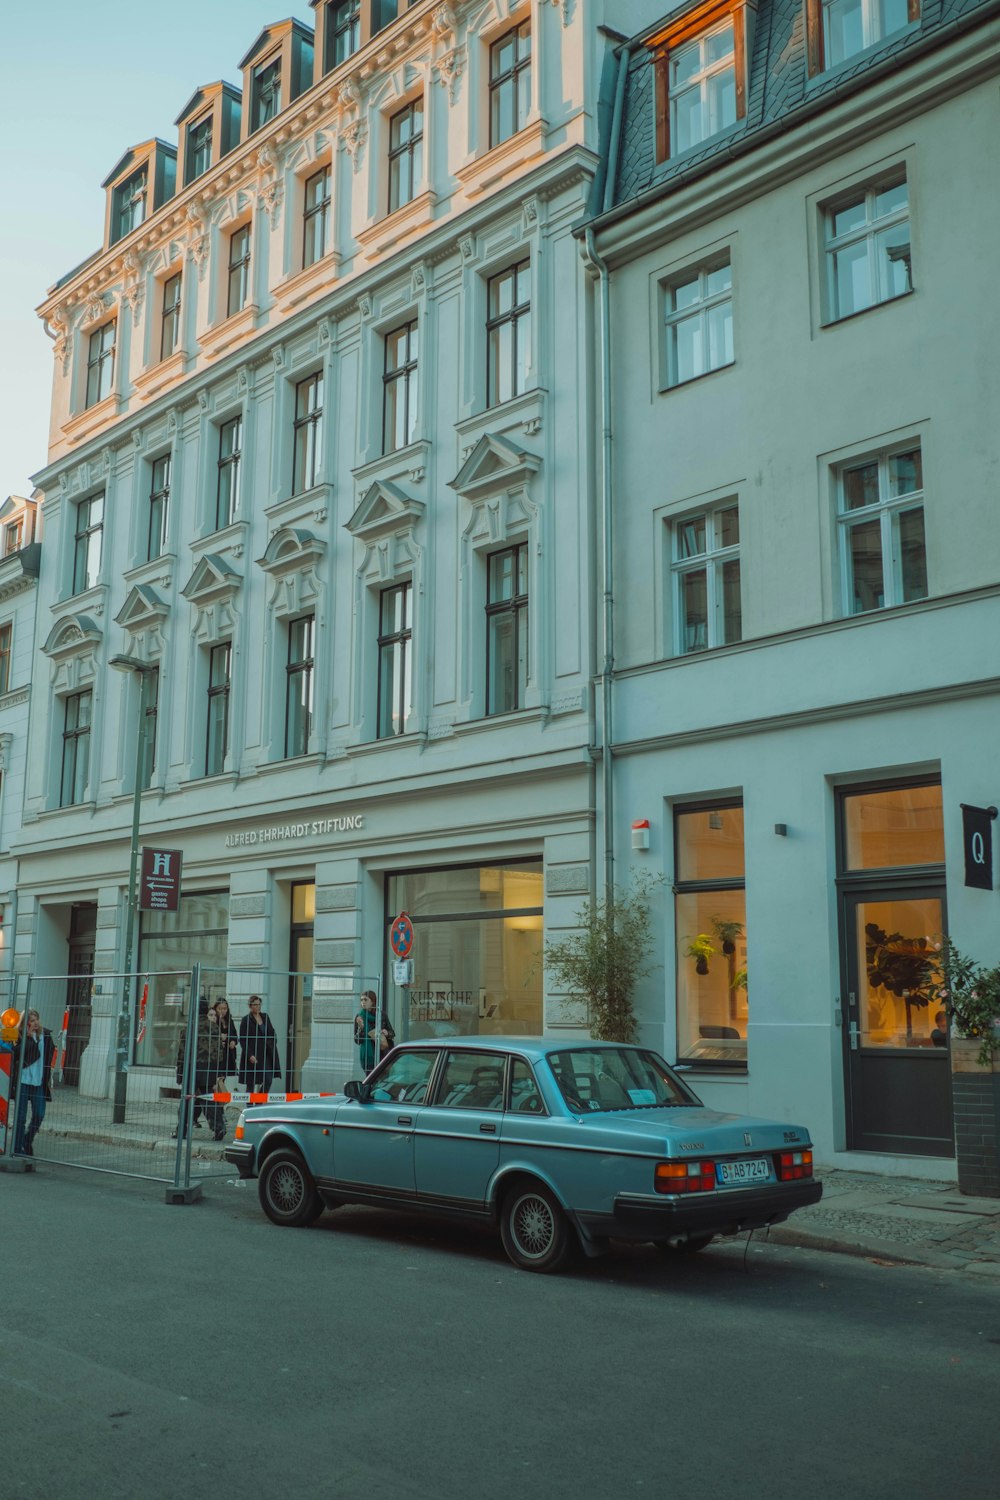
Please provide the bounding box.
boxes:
[287,881,315,1089]
[838,781,952,1157]
[63,904,96,1088]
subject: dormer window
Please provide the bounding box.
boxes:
[325,0,360,69]
[651,0,752,164]
[252,57,282,130]
[115,169,147,240]
[186,113,213,181]
[3,519,23,557]
[809,0,916,73]
[372,0,399,38]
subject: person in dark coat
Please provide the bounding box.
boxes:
[238,995,281,1097]
[353,991,395,1075]
[174,999,226,1141]
[214,997,239,1082]
[3,1009,55,1156]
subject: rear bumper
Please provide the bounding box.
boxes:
[586,1179,823,1241]
[224,1141,256,1179]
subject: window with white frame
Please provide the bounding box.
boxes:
[227,225,252,317]
[86,321,116,408]
[252,56,282,130]
[216,417,242,530]
[489,21,531,147]
[388,99,423,213]
[383,321,418,454]
[148,455,170,561]
[285,614,315,758]
[61,691,92,807]
[292,372,324,493]
[205,641,231,776]
[326,0,360,69]
[302,166,331,268]
[487,261,531,408]
[671,503,741,654]
[824,173,911,322]
[3,520,23,557]
[669,21,736,155]
[486,544,528,715]
[663,255,733,388]
[377,582,412,738]
[820,0,913,71]
[160,273,182,361]
[187,114,213,181]
[114,169,147,242]
[73,493,104,594]
[837,445,927,615]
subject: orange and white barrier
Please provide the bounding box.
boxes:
[195,1089,340,1105]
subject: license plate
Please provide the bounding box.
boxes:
[716,1157,770,1186]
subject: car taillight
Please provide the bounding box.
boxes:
[776,1149,813,1181]
[654,1160,715,1194]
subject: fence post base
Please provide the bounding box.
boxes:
[0,1157,34,1174]
[164,1180,203,1204]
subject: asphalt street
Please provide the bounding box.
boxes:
[2,1164,998,1500]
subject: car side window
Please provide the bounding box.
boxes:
[509,1058,546,1115]
[370,1050,437,1103]
[435,1051,505,1111]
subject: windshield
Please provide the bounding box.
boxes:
[547,1048,700,1113]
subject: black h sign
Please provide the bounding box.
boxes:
[961,805,997,891]
[139,847,183,911]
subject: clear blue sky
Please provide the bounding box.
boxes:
[1,2,314,497]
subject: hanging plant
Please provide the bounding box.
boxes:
[686,934,716,976]
[711,916,744,956]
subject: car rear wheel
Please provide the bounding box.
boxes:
[500,1182,573,1273]
[652,1233,715,1254]
[258,1149,324,1228]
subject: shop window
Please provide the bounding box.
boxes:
[674,803,747,1066]
[135,891,230,1069]
[386,862,543,1040]
[842,781,943,871]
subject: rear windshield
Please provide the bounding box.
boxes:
[547,1048,698,1113]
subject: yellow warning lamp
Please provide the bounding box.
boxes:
[1,1008,21,1043]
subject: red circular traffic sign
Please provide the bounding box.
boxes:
[390,911,414,959]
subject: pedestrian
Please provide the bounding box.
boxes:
[5,1009,55,1157]
[238,994,281,1098]
[214,997,239,1080]
[173,999,226,1141]
[353,990,394,1075]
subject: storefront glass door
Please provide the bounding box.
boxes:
[287,881,315,1090]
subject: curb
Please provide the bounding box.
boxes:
[769,1224,974,1271]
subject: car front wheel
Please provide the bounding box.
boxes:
[258,1148,324,1228]
[500,1182,573,1273]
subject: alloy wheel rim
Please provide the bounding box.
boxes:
[271,1164,304,1213]
[512,1194,554,1258]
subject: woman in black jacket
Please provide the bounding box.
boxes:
[238,995,281,1097]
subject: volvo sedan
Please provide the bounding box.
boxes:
[225,1037,822,1272]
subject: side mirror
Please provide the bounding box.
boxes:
[343,1079,372,1102]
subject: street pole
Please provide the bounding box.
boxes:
[111,661,149,1126]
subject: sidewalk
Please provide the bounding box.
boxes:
[771,1168,1000,1277]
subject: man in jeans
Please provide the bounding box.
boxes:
[6,1010,55,1156]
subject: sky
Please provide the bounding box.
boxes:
[1,2,316,498]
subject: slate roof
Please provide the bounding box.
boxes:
[606,0,995,213]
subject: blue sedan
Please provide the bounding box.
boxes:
[225,1037,822,1272]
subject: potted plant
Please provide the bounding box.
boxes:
[938,938,1000,1199]
[711,917,743,956]
[685,934,716,976]
[938,938,1000,1068]
[543,872,663,1043]
[864,923,938,1043]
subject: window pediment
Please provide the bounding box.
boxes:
[181,553,242,606]
[42,613,102,662]
[448,433,541,501]
[115,583,169,633]
[257,525,326,579]
[346,481,425,544]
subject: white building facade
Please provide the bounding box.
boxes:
[588,0,1000,1175]
[21,0,668,1098]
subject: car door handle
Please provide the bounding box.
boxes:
[397,1115,412,1126]
[479,1122,497,1134]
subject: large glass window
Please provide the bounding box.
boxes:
[387,862,544,1040]
[292,372,324,493]
[825,173,911,322]
[86,322,116,408]
[285,614,314,758]
[842,782,944,871]
[216,416,242,531]
[663,256,733,387]
[674,804,746,1066]
[671,503,741,653]
[377,582,412,738]
[486,544,528,714]
[61,691,92,807]
[487,261,531,408]
[227,225,252,317]
[388,98,423,213]
[135,890,230,1069]
[383,321,418,454]
[303,166,332,268]
[73,493,104,594]
[205,641,231,776]
[838,445,926,614]
[489,21,531,147]
[148,455,170,561]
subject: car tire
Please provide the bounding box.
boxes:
[258,1149,324,1228]
[652,1233,715,1254]
[500,1181,574,1273]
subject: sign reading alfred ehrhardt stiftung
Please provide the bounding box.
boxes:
[225,813,364,848]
